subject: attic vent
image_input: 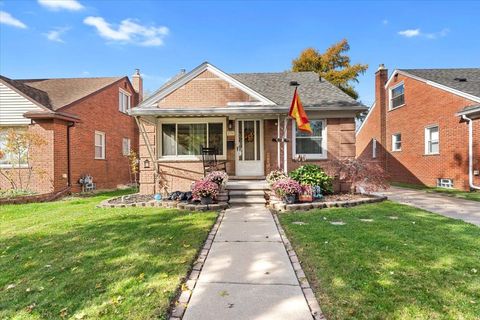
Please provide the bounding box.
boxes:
[454,77,467,82]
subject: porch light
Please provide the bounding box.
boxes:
[143,159,150,169]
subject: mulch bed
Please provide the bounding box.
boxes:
[319,193,367,202]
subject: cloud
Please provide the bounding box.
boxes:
[38,0,83,11]
[398,28,449,39]
[0,10,27,28]
[398,28,420,37]
[83,16,169,46]
[382,19,388,25]
[44,26,69,43]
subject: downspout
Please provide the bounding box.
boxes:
[66,122,75,188]
[461,115,480,190]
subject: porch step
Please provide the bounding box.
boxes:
[229,197,266,205]
[226,180,269,191]
[230,176,266,180]
[228,190,265,197]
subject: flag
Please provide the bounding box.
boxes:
[289,87,312,134]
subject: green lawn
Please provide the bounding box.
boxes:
[0,190,217,320]
[392,182,480,202]
[279,201,480,320]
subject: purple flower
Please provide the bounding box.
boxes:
[192,179,219,200]
[272,178,302,197]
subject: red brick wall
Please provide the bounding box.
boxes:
[158,70,256,107]
[357,71,479,190]
[62,78,139,192]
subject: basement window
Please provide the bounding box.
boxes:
[437,178,453,189]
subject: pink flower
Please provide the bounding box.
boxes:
[204,171,228,186]
[272,178,302,197]
[192,179,219,199]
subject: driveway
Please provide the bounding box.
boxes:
[182,206,319,320]
[378,187,480,226]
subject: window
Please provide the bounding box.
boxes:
[437,178,453,188]
[372,138,377,158]
[159,119,225,158]
[392,133,402,151]
[95,131,105,159]
[292,119,327,159]
[0,127,28,167]
[122,138,131,156]
[425,126,439,155]
[389,82,405,109]
[119,89,131,113]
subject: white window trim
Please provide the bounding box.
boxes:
[292,119,328,160]
[437,178,453,189]
[95,131,106,160]
[122,138,131,156]
[424,125,440,155]
[157,117,227,161]
[391,133,402,152]
[389,81,405,110]
[119,88,131,113]
[372,138,377,159]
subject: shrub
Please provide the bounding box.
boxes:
[191,179,219,200]
[266,169,287,186]
[205,171,228,186]
[289,164,333,194]
[332,159,389,193]
[272,178,303,197]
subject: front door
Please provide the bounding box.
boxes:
[235,119,264,176]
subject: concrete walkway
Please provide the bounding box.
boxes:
[378,187,480,226]
[183,206,315,320]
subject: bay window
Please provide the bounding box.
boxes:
[159,119,225,158]
[292,119,327,159]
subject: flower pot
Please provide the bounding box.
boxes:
[201,196,213,205]
[299,194,313,202]
[284,194,296,204]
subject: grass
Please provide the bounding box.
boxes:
[0,189,217,320]
[391,181,480,202]
[279,201,480,320]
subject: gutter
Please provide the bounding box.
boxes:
[461,114,480,190]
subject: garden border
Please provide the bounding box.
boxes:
[269,194,387,212]
[168,210,225,320]
[0,187,71,205]
[97,198,229,211]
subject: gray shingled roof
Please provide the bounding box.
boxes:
[0,75,52,110]
[231,71,361,107]
[400,68,480,98]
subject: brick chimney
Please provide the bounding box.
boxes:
[132,68,143,103]
[375,64,388,169]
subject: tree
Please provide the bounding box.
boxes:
[332,158,389,193]
[0,129,47,191]
[292,39,368,99]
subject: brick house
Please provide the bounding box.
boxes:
[0,71,142,194]
[130,62,367,194]
[356,66,480,191]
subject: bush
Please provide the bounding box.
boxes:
[289,164,333,194]
[205,171,228,186]
[191,180,219,200]
[272,178,303,197]
[266,169,287,186]
[332,158,389,193]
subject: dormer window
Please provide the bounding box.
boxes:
[389,82,405,110]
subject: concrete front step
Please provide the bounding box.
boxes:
[226,181,269,191]
[229,190,265,197]
[229,197,266,205]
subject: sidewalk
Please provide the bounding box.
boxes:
[182,206,316,320]
[378,187,480,226]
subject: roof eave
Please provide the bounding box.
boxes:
[24,111,81,122]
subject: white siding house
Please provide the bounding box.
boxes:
[0,82,43,125]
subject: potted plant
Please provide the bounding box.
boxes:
[205,171,228,191]
[272,178,302,204]
[289,164,334,195]
[192,179,219,205]
[298,185,313,202]
[266,169,287,186]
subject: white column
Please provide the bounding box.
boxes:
[283,117,288,173]
[277,114,281,170]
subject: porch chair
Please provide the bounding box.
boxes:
[201,146,227,176]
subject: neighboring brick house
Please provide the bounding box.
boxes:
[356,66,480,191]
[130,62,367,194]
[0,71,142,194]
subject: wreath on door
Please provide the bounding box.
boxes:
[245,129,255,142]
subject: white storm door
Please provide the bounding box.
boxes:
[235,119,264,176]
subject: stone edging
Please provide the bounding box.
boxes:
[168,210,225,320]
[272,212,326,320]
[0,187,71,206]
[270,194,387,212]
[97,198,228,211]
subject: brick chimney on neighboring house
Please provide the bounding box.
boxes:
[375,64,388,170]
[132,69,143,103]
